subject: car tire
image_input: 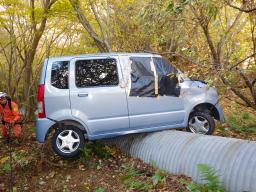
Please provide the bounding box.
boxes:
[187,111,215,135]
[52,125,85,158]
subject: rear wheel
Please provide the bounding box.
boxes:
[52,126,85,158]
[187,111,215,135]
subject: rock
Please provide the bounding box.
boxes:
[49,171,55,178]
[39,181,46,185]
[66,175,71,182]
[79,164,85,171]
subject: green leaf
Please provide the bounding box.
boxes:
[181,0,192,5]
[187,183,200,191]
[173,5,183,13]
[152,173,161,186]
[94,188,106,192]
[3,163,11,172]
[167,2,174,11]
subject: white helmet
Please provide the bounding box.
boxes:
[0,92,7,99]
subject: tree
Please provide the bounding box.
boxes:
[188,0,256,110]
[69,0,111,52]
[0,0,58,119]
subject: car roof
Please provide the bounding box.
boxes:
[47,52,162,62]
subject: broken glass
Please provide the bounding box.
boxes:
[51,61,69,89]
[75,59,119,88]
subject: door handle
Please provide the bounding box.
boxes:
[78,93,88,97]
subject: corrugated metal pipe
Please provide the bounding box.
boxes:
[106,130,256,192]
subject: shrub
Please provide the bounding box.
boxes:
[180,164,225,192]
[80,141,110,163]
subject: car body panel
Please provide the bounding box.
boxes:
[36,118,55,143]
[36,53,224,143]
[69,56,130,136]
[119,55,186,130]
[44,58,71,125]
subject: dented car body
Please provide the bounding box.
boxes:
[36,53,224,158]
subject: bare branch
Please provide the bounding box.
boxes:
[143,50,206,66]
[89,0,111,51]
[224,95,250,108]
[225,0,256,13]
[217,11,242,56]
[230,52,256,70]
[30,0,36,31]
[48,0,58,8]
[221,76,256,110]
[252,78,256,86]
[237,68,255,99]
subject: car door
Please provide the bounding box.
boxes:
[69,56,129,137]
[125,56,186,130]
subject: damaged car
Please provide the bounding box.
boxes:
[36,53,224,158]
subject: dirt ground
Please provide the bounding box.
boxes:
[0,125,189,192]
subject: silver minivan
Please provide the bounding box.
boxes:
[36,53,224,158]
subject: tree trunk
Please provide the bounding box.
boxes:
[69,0,111,52]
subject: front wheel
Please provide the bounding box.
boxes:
[187,111,215,135]
[52,126,85,158]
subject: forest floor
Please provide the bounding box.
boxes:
[0,126,190,192]
[0,100,256,192]
[214,98,256,141]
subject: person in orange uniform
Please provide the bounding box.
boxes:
[0,92,22,140]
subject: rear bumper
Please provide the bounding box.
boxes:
[216,103,225,122]
[36,118,55,143]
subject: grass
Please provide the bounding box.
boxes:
[94,188,106,192]
[121,168,153,191]
[226,111,256,133]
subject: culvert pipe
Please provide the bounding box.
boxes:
[106,130,256,192]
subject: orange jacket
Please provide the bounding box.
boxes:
[0,101,20,123]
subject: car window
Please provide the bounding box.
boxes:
[129,57,156,97]
[51,61,69,89]
[153,57,177,75]
[75,58,119,88]
[129,56,180,97]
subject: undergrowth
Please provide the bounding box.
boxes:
[226,111,256,133]
[121,165,167,191]
[180,164,225,192]
[80,141,110,163]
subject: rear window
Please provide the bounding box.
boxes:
[75,58,119,88]
[51,61,69,89]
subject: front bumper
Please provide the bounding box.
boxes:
[36,118,55,143]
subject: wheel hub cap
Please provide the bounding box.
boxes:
[189,116,210,134]
[56,130,80,153]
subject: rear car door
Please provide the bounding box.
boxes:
[44,59,71,120]
[69,56,129,137]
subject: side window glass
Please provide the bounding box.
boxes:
[153,57,177,75]
[51,61,69,89]
[129,57,156,97]
[129,57,180,97]
[75,58,119,88]
[153,57,179,97]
